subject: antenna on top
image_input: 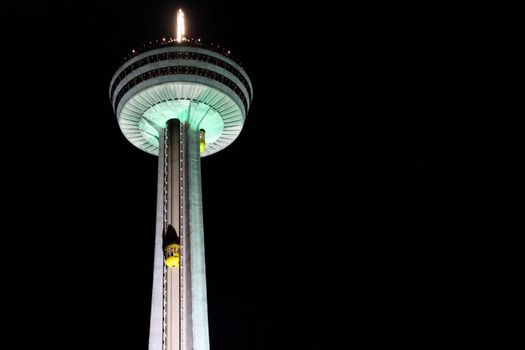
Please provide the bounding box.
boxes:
[176,9,185,43]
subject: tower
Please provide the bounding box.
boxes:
[109,10,252,350]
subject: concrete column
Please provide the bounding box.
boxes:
[187,124,210,350]
[149,115,210,350]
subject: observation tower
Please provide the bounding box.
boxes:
[109,10,253,350]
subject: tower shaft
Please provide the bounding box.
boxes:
[149,119,210,350]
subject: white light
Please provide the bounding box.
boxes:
[176,9,185,43]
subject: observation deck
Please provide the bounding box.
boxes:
[109,38,253,156]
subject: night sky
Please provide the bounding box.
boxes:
[1,1,435,349]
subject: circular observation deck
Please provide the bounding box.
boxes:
[109,40,253,156]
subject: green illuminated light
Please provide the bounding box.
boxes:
[139,100,224,147]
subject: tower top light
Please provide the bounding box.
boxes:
[176,9,185,43]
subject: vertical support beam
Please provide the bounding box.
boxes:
[181,123,194,350]
[166,120,181,350]
[149,131,166,350]
[188,124,210,350]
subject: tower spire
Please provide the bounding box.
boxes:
[176,9,185,43]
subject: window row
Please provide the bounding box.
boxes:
[111,50,252,102]
[114,66,248,113]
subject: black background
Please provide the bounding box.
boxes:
[0,1,435,349]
